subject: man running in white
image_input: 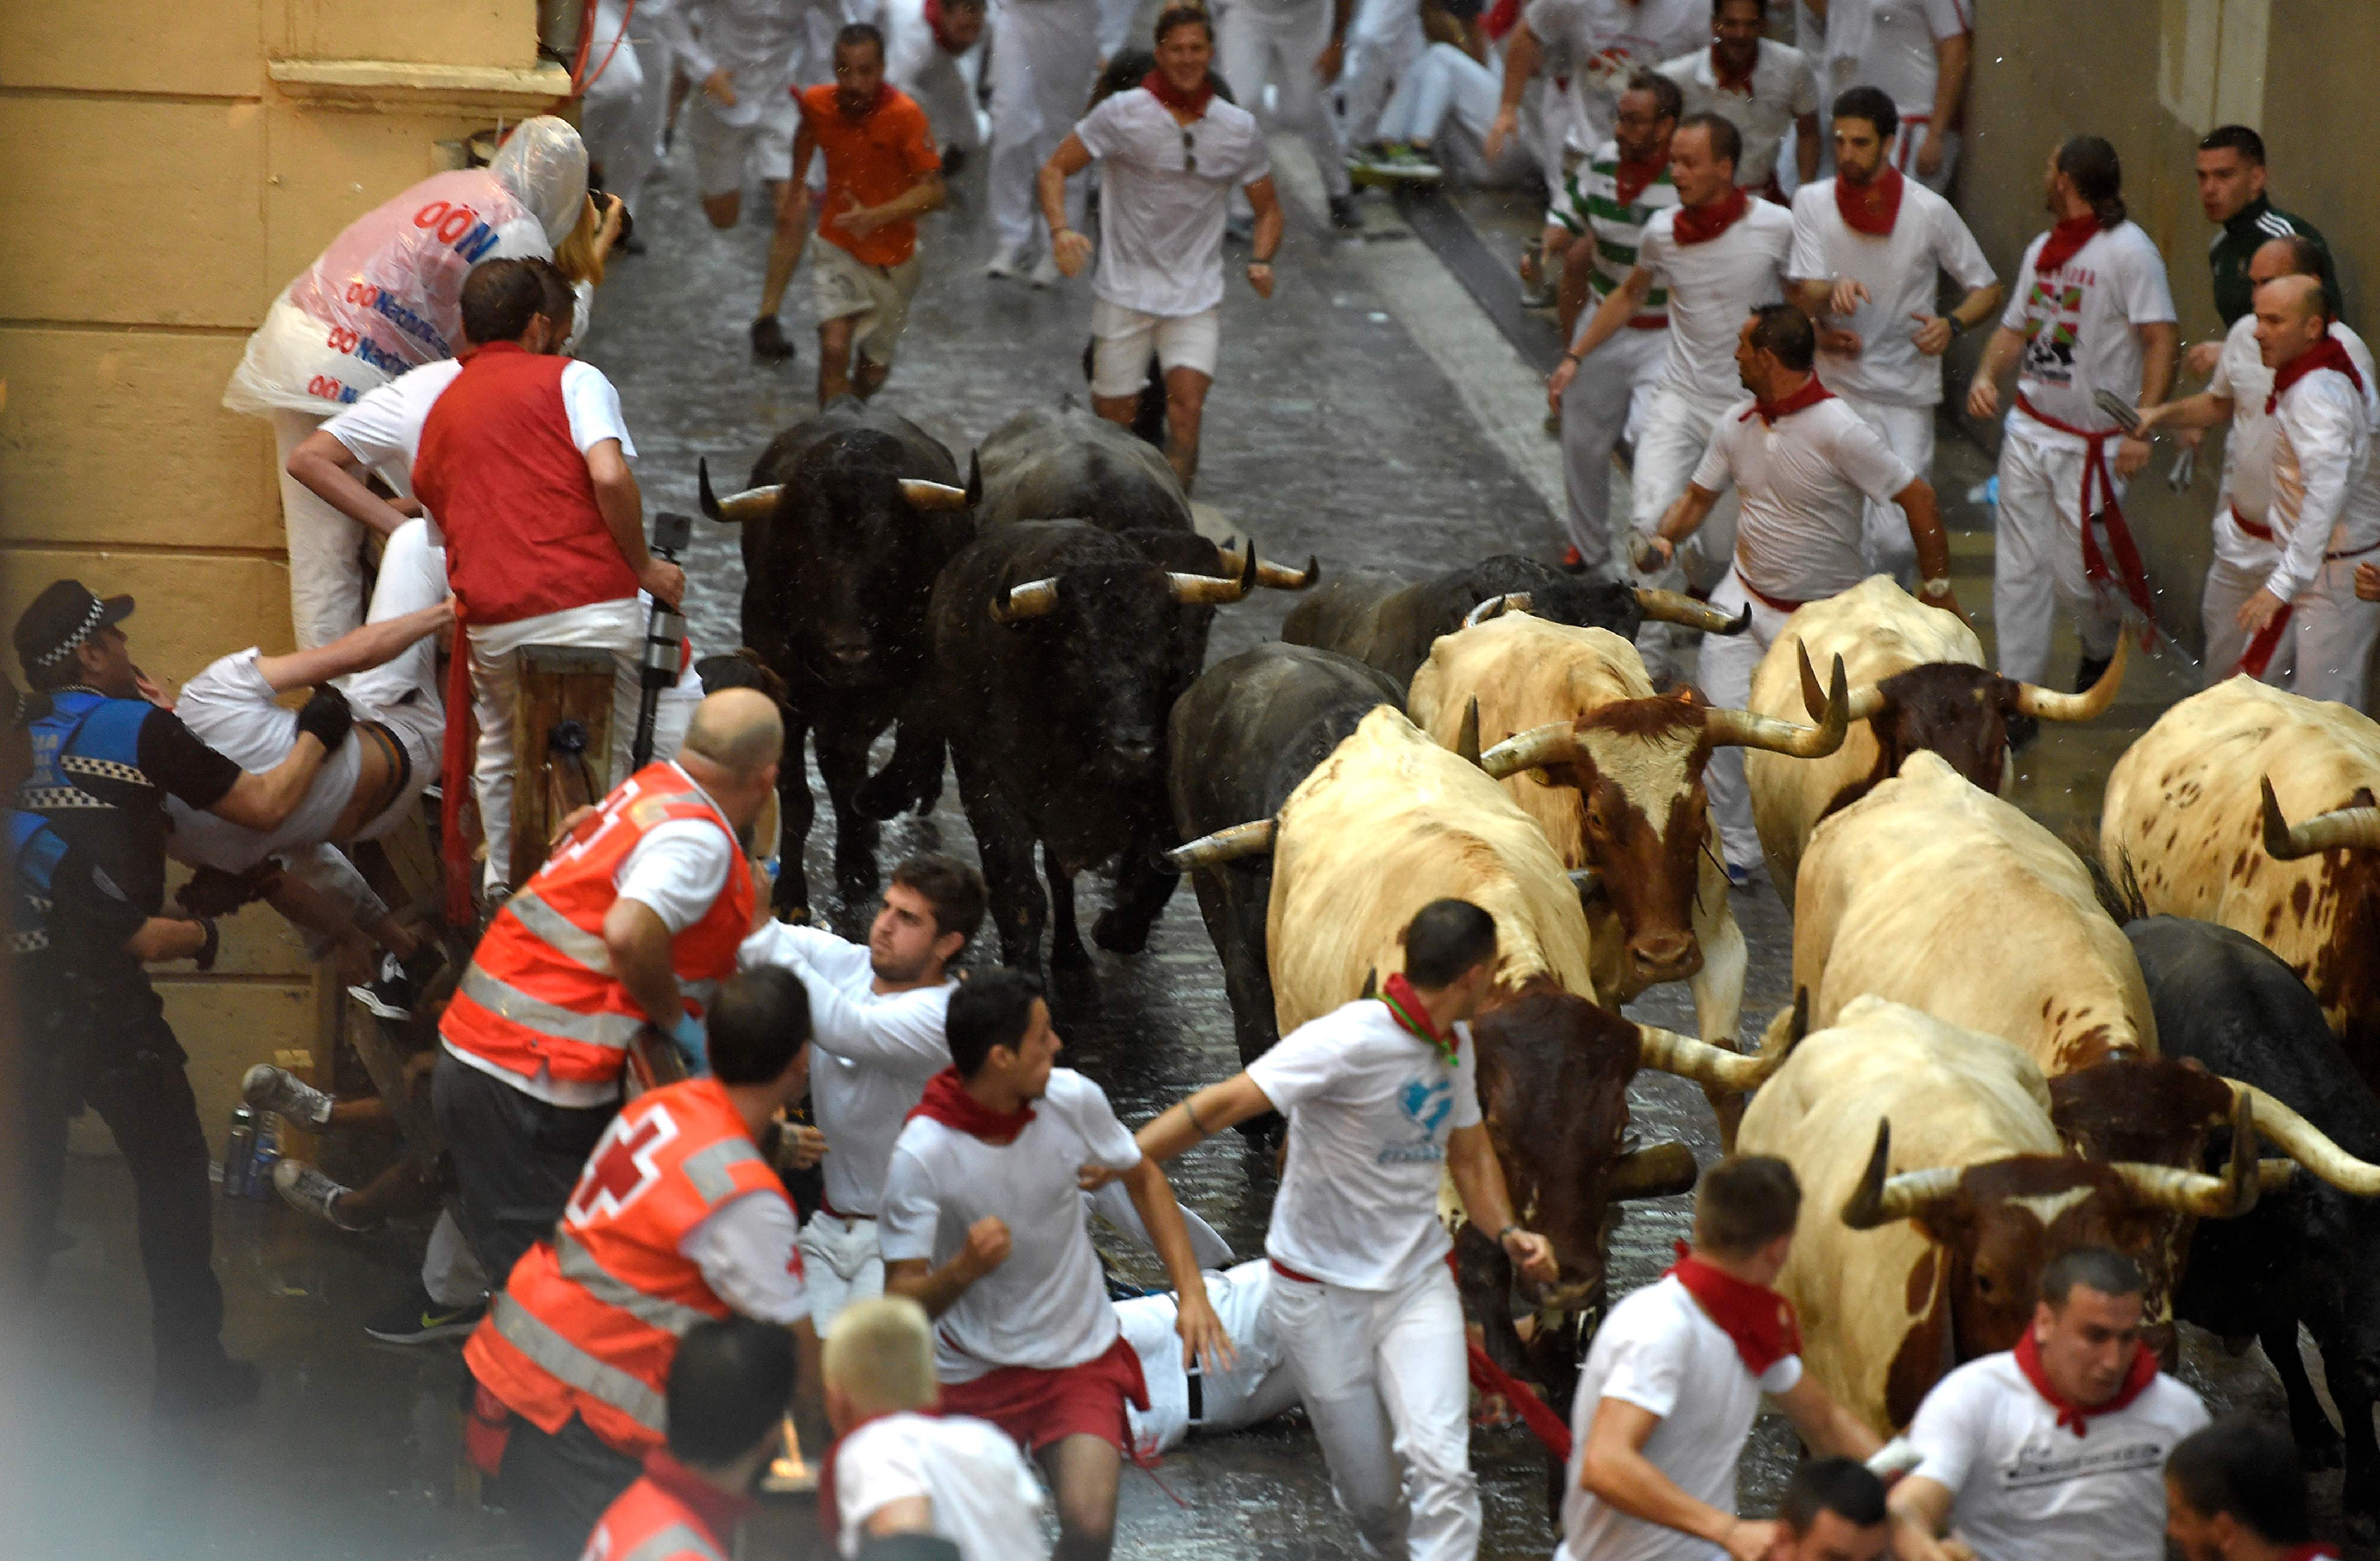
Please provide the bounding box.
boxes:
[1489,0,1704,165]
[738,854,983,1335]
[1966,135,2177,700]
[1136,899,1560,1561]
[1560,1156,1879,1561]
[1041,6,1283,491]
[1216,0,1361,230]
[881,970,1228,1561]
[1788,84,1998,580]
[983,0,1104,286]
[1545,72,1681,575]
[1656,0,1820,200]
[1810,0,1968,191]
[884,0,988,171]
[1644,303,1958,879]
[2140,274,2380,705]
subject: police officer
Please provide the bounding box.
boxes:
[13,580,352,1413]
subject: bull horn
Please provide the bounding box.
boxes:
[2259,1160,2301,1196]
[1170,540,1259,605]
[1160,818,1275,872]
[1361,967,1378,999]
[1636,589,1751,636]
[696,458,782,524]
[989,578,1061,625]
[1634,1022,1791,1091]
[2110,1089,2260,1219]
[1456,698,1483,768]
[2012,634,2128,721]
[964,448,984,510]
[1840,1120,1964,1230]
[1708,653,1851,756]
[1479,720,1579,780]
[898,478,971,511]
[2261,775,2380,860]
[1610,1142,1700,1201]
[1798,640,1886,725]
[1463,592,1530,628]
[1568,866,1600,897]
[1215,541,1319,591]
[2225,1078,2380,1196]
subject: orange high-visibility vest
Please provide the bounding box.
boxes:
[577,1452,748,1561]
[466,1077,796,1458]
[442,763,754,1087]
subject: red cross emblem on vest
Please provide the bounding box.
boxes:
[568,1104,681,1224]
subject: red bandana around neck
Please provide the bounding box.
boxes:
[1142,69,1214,119]
[1742,375,1836,425]
[1710,43,1757,95]
[1666,1241,1801,1376]
[908,1068,1036,1143]
[2267,333,2366,415]
[1672,185,1750,246]
[1834,163,1904,237]
[1612,157,1663,208]
[2012,1328,2158,1437]
[1379,972,1460,1068]
[2034,213,2105,276]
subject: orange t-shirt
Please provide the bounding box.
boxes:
[797,84,941,268]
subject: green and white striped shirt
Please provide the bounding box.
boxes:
[1557,139,1679,329]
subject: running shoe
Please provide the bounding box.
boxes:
[364,1283,487,1345]
[1375,143,1442,180]
[347,950,419,1021]
[985,246,1027,280]
[1327,193,1365,230]
[273,1160,369,1231]
[242,1062,334,1128]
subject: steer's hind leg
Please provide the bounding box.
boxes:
[2259,1315,2344,1469]
[855,708,946,821]
[815,722,883,911]
[773,723,816,919]
[1046,844,1090,971]
[952,746,1045,975]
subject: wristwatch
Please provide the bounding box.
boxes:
[1920,576,1953,600]
[1944,316,1968,339]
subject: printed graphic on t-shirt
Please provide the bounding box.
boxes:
[1380,1073,1455,1163]
[1996,1430,2167,1491]
[2018,277,2086,383]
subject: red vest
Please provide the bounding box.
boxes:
[411,340,640,625]
[466,1077,795,1458]
[442,763,754,1088]
[579,1451,753,1561]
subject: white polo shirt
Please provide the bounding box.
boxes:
[879,1067,1143,1381]
[2267,363,2380,601]
[833,1412,1048,1561]
[1657,40,1821,191]
[2002,221,2177,448]
[1694,392,1917,602]
[1788,177,1996,407]
[1636,199,1797,406]
[1245,996,1484,1292]
[1073,87,1269,318]
[1904,1351,2209,1561]
[1822,0,1969,118]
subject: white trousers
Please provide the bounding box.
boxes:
[1559,326,1667,568]
[986,0,1098,257]
[799,1209,886,1337]
[1837,395,1934,583]
[1219,0,1350,202]
[2201,553,2291,690]
[1991,427,2126,686]
[1271,1261,1477,1561]
[1631,383,1739,680]
[1336,0,1425,148]
[580,0,668,220]
[273,409,368,650]
[1696,567,1790,874]
[344,518,449,721]
[1538,79,1579,212]
[2207,555,2380,705]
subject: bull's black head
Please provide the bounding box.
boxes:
[1846,664,2018,811]
[771,431,972,687]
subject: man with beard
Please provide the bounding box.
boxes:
[2165,1416,2336,1561]
[1788,84,1998,581]
[739,854,986,1336]
[1657,0,1820,199]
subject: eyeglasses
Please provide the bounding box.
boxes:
[1181,126,1196,174]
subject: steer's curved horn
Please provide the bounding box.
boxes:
[2261,775,2380,860]
[1799,640,1887,725]
[989,578,1061,625]
[1479,720,1579,780]
[2110,1089,2260,1219]
[1840,1120,1964,1229]
[1456,698,1483,768]
[1160,818,1276,872]
[1464,592,1530,628]
[1567,866,1601,897]
[1170,541,1259,605]
[1610,1142,1700,1201]
[1215,542,1320,591]
[1634,1022,1790,1091]
[897,478,971,511]
[1710,652,1851,756]
[964,448,984,510]
[1636,589,1751,636]
[696,458,783,524]
[2012,634,2128,721]
[2225,1078,2380,1195]
[1360,967,1379,1000]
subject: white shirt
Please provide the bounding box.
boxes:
[680,1187,812,1324]
[1116,1259,1285,1457]
[833,1413,1049,1561]
[2002,221,2177,445]
[879,1068,1144,1381]
[1521,0,1707,136]
[1074,89,1270,318]
[164,649,365,872]
[1695,393,1915,601]
[1556,1276,1804,1561]
[1904,1352,2210,1561]
[1657,40,1821,191]
[1822,0,1969,117]
[2267,364,2380,600]
[1788,176,1995,406]
[655,0,826,126]
[1245,997,1484,1292]
[1637,200,1797,406]
[2208,316,2379,566]
[738,921,953,1217]
[324,358,463,493]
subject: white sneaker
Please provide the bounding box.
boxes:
[273,1160,367,1231]
[986,247,1026,280]
[242,1063,334,1128]
[1029,252,1061,289]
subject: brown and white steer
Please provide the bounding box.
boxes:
[2102,677,2380,1096]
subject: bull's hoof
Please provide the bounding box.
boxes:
[853,773,920,822]
[833,853,881,901]
[1090,909,1151,955]
[2297,1425,2346,1470]
[1050,936,1093,972]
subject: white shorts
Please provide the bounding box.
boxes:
[1089,297,1220,397]
[810,240,925,365]
[687,94,800,197]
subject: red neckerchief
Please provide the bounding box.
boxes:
[1666,1241,1802,1376]
[908,1067,1036,1144]
[924,0,965,51]
[2266,333,2365,415]
[1612,157,1664,208]
[2034,213,2104,275]
[1483,0,1521,40]
[456,339,529,365]
[817,1407,938,1539]
[1142,69,1213,119]
[1741,374,1836,425]
[2012,1328,2159,1437]
[1378,972,1459,1067]
[640,1449,756,1553]
[1672,185,1750,246]
[1834,163,1904,237]
[1710,42,1757,95]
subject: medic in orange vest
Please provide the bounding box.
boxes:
[464,964,824,1555]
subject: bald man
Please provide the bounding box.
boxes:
[2144,261,2380,700]
[436,688,786,1287]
